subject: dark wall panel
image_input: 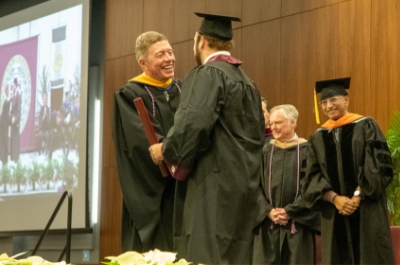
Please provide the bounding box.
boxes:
[299,11,321,132]
[99,166,121,257]
[105,0,144,60]
[241,0,281,26]
[371,0,400,130]
[172,0,206,43]
[338,0,372,118]
[281,14,313,134]
[205,0,242,21]
[282,0,345,16]
[241,21,281,108]
[172,41,197,79]
[231,28,243,63]
[143,0,174,38]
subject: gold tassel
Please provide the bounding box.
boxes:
[313,87,320,124]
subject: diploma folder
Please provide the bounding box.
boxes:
[133,97,174,177]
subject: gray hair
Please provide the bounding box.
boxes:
[135,31,167,62]
[270,104,298,121]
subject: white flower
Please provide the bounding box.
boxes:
[0,253,67,265]
[104,249,191,265]
[104,251,146,265]
[143,249,177,264]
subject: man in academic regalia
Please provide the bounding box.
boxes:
[0,85,11,165]
[301,77,395,264]
[10,78,21,162]
[149,13,264,264]
[112,31,181,252]
[38,91,50,154]
[253,104,320,265]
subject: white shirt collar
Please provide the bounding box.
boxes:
[203,51,231,64]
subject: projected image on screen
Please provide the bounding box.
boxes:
[0,0,88,232]
[0,7,81,195]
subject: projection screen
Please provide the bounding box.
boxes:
[0,0,90,232]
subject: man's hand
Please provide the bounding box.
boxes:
[275,208,290,225]
[268,208,289,226]
[350,195,362,208]
[149,143,164,165]
[333,195,360,216]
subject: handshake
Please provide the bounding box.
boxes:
[268,208,290,226]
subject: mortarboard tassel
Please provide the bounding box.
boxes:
[313,87,320,124]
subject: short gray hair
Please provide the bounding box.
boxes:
[135,31,167,62]
[270,104,298,121]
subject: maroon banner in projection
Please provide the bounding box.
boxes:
[0,36,38,154]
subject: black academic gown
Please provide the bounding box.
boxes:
[112,79,181,252]
[253,138,320,265]
[10,91,21,161]
[162,57,264,265]
[0,99,10,164]
[302,116,395,265]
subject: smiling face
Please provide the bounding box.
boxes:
[320,95,349,120]
[140,40,175,82]
[269,109,296,141]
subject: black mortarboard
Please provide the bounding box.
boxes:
[315,77,351,101]
[195,12,241,41]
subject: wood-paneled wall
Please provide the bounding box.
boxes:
[100,0,400,259]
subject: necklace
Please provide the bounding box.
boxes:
[143,81,182,117]
[268,138,300,234]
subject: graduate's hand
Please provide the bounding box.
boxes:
[268,208,280,223]
[275,208,290,225]
[268,208,288,226]
[350,195,362,209]
[149,143,164,165]
[333,195,358,216]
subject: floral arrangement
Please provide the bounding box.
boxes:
[102,249,191,265]
[0,253,66,265]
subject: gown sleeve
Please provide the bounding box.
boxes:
[112,84,169,234]
[357,119,393,200]
[285,144,321,232]
[301,134,333,210]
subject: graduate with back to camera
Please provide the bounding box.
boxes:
[149,12,264,265]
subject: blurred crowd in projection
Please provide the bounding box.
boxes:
[0,64,80,196]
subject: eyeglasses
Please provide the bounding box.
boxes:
[319,96,343,107]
